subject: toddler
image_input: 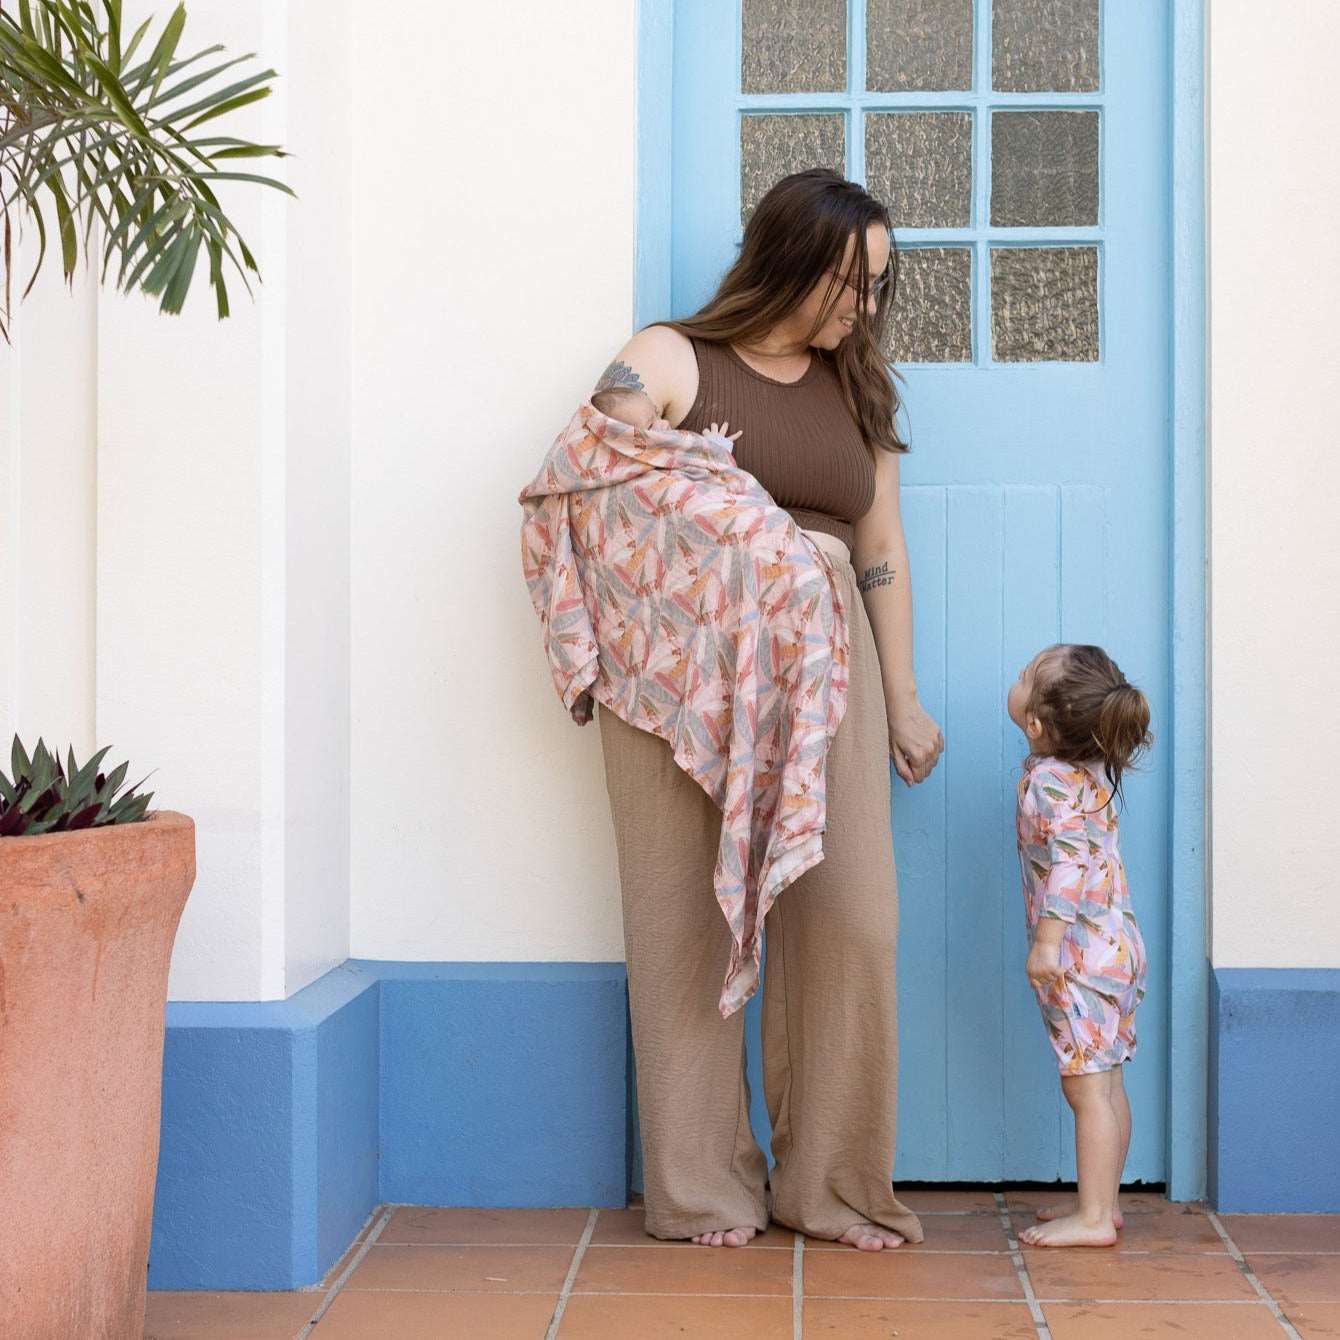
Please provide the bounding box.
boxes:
[1008,644,1151,1248]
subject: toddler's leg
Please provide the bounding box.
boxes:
[1020,1072,1120,1247]
[1035,1067,1131,1229]
[1110,1066,1132,1219]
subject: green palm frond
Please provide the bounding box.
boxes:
[0,0,291,340]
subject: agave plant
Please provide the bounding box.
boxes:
[0,735,153,835]
[0,0,291,339]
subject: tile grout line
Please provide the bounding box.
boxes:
[996,1192,1053,1340]
[292,1204,396,1339]
[792,1233,804,1340]
[367,1241,1028,1254]
[543,1206,599,1340]
[325,1286,1282,1302]
[1207,1210,1304,1339]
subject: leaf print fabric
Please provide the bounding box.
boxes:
[519,403,850,1017]
[1017,757,1148,1075]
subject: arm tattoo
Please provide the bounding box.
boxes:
[858,561,897,595]
[593,360,645,396]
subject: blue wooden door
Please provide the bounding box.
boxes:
[661,0,1172,1183]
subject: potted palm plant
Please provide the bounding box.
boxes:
[0,2,289,1335]
[0,0,290,335]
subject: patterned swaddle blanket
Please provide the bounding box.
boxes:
[519,403,850,1016]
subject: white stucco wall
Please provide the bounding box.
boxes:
[347,1,635,962]
[1209,2,1340,967]
[1,0,351,1000]
[11,1,1335,994]
[0,266,98,758]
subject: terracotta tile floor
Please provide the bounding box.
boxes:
[143,1192,1340,1338]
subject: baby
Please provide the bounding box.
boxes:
[592,376,740,449]
[592,383,666,431]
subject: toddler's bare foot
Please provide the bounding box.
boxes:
[839,1223,905,1252]
[1035,1200,1124,1229]
[690,1226,756,1247]
[1019,1213,1117,1248]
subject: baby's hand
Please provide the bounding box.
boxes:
[707,420,743,445]
[1025,940,1066,992]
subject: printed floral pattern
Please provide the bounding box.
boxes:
[519,403,850,1016]
[1017,756,1148,1075]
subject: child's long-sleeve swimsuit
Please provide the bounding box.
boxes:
[1016,757,1147,1075]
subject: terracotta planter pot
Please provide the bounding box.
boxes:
[0,812,195,1340]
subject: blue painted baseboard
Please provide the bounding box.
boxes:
[150,960,628,1290]
[377,962,628,1208]
[1210,967,1340,1212]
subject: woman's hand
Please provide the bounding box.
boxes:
[1026,938,1066,993]
[888,694,944,785]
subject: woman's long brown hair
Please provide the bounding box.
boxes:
[662,168,906,453]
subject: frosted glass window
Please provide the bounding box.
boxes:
[991,247,1098,362]
[867,112,972,229]
[867,0,973,91]
[991,111,1098,227]
[992,0,1099,93]
[885,247,973,364]
[741,114,846,225]
[742,0,848,93]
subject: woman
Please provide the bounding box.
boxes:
[593,169,944,1251]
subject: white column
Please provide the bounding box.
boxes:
[1209,0,1340,968]
[277,0,353,994]
[0,264,99,757]
[95,0,350,999]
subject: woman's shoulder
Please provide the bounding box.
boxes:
[599,324,700,425]
[628,321,695,353]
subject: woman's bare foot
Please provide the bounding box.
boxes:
[1019,1213,1117,1248]
[838,1223,905,1252]
[690,1226,757,1247]
[1035,1200,1124,1229]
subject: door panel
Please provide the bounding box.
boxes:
[674,0,1171,1181]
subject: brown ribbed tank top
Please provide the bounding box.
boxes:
[676,336,875,550]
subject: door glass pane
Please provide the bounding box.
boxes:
[990,246,1098,362]
[885,246,973,364]
[866,0,973,92]
[740,114,846,225]
[992,0,1099,93]
[867,112,972,229]
[991,111,1098,227]
[742,0,848,94]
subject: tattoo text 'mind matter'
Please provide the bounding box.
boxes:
[859,561,896,594]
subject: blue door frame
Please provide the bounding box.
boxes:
[634,0,1207,1201]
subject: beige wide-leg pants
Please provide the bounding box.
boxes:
[597,531,923,1244]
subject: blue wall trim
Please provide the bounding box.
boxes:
[1166,0,1209,1204]
[374,961,628,1209]
[151,962,380,1290]
[151,960,628,1291]
[1210,968,1340,1213]
[635,0,674,330]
